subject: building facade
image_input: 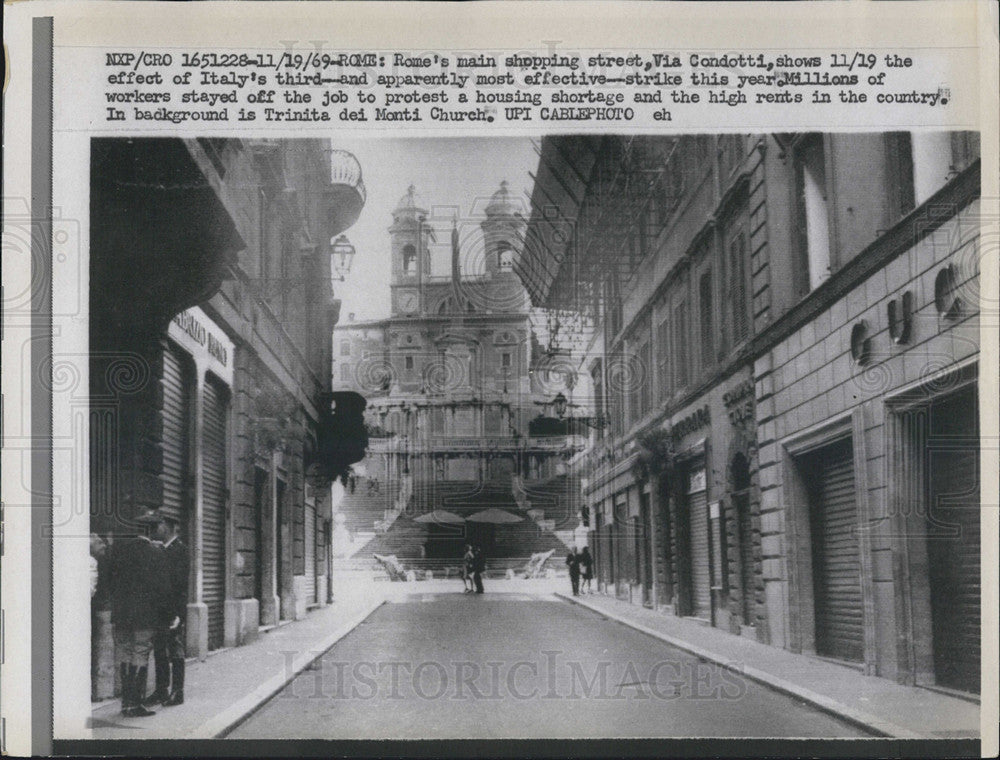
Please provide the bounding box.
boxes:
[332,183,583,562]
[521,132,981,693]
[90,138,366,697]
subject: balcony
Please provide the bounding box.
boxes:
[326,148,367,237]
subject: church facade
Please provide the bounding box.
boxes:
[332,183,584,560]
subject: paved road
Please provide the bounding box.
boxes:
[231,592,872,739]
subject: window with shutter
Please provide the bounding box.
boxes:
[628,346,641,425]
[673,300,689,390]
[699,269,714,369]
[885,132,916,218]
[591,362,604,440]
[793,134,831,293]
[729,231,749,344]
[657,318,671,401]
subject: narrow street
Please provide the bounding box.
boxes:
[231,592,871,740]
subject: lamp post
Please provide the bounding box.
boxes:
[552,391,569,419]
[331,235,356,283]
[544,391,607,430]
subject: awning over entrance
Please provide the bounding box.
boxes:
[90,138,245,347]
[466,508,523,524]
[518,137,598,307]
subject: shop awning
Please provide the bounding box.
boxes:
[517,137,598,307]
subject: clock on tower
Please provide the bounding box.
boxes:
[398,290,419,314]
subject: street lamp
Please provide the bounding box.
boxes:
[542,391,607,430]
[552,391,569,419]
[331,235,356,282]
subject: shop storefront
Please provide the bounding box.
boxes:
[756,187,981,689]
[165,306,235,657]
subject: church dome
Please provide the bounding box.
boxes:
[485,180,518,217]
[393,184,428,217]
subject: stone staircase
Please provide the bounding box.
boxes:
[411,478,515,513]
[335,477,400,535]
[352,476,573,561]
[354,516,431,560]
[514,474,582,549]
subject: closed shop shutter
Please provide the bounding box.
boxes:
[161,344,191,530]
[202,377,228,651]
[688,489,711,618]
[809,439,863,663]
[615,499,631,599]
[304,497,316,605]
[601,522,614,588]
[927,387,980,693]
[316,516,328,583]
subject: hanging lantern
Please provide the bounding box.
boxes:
[331,234,357,283]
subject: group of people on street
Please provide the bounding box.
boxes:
[462,543,486,594]
[92,507,190,717]
[565,546,593,596]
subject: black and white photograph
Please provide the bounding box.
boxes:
[1,1,996,756]
[82,132,982,743]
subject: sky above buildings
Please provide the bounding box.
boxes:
[330,137,539,322]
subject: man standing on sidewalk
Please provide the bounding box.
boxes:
[566,550,581,596]
[145,515,189,707]
[472,544,486,594]
[108,507,169,717]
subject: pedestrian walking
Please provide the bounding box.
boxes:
[144,515,189,707]
[566,550,581,596]
[579,546,594,594]
[462,543,475,593]
[108,507,169,717]
[472,544,486,594]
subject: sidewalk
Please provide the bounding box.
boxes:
[556,591,980,740]
[87,577,565,740]
[89,588,384,740]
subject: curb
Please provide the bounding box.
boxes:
[555,592,925,740]
[193,599,386,739]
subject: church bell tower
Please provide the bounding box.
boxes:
[390,185,433,316]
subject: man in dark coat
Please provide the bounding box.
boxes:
[472,544,486,594]
[579,546,594,594]
[145,514,189,707]
[566,550,581,596]
[108,507,170,717]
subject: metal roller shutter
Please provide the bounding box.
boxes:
[316,516,327,584]
[161,344,191,530]
[688,489,711,619]
[809,439,863,663]
[304,497,316,605]
[202,378,228,651]
[601,522,614,588]
[615,499,630,599]
[927,388,980,693]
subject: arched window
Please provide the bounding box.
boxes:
[402,244,417,275]
[496,243,515,271]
